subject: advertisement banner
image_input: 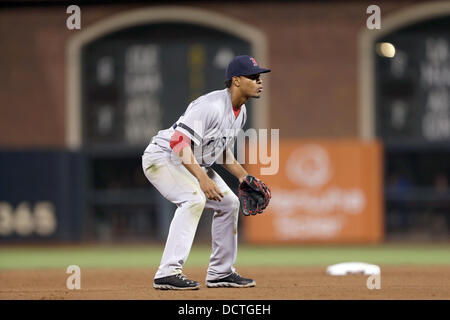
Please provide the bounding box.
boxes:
[244,140,383,243]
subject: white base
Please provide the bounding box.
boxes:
[326,262,380,276]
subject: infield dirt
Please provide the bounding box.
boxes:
[1,266,449,300]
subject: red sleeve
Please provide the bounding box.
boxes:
[170,130,192,154]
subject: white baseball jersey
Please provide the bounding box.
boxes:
[145,89,247,167]
[142,88,246,280]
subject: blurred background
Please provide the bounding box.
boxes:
[0,0,449,247]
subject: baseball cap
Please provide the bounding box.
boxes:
[225,55,271,80]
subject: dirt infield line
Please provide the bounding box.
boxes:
[1,266,449,300]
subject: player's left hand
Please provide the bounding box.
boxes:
[238,175,271,216]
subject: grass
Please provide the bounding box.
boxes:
[0,244,449,270]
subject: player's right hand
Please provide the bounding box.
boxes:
[199,177,224,201]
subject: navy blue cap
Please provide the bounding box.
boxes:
[225,55,271,80]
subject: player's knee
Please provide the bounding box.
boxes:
[223,192,240,213]
[198,192,207,205]
[192,193,206,206]
[188,194,207,218]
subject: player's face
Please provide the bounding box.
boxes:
[240,74,263,98]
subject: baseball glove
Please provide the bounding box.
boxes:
[238,175,271,216]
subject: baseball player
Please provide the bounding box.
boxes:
[142,55,271,290]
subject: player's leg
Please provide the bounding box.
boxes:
[204,168,255,287]
[142,147,204,289]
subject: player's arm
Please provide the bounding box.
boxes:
[170,131,223,201]
[221,148,248,183]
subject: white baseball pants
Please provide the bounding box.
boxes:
[142,143,240,281]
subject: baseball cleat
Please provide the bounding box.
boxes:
[153,273,200,290]
[206,272,256,288]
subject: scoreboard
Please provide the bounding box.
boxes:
[82,23,251,148]
[375,16,450,144]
